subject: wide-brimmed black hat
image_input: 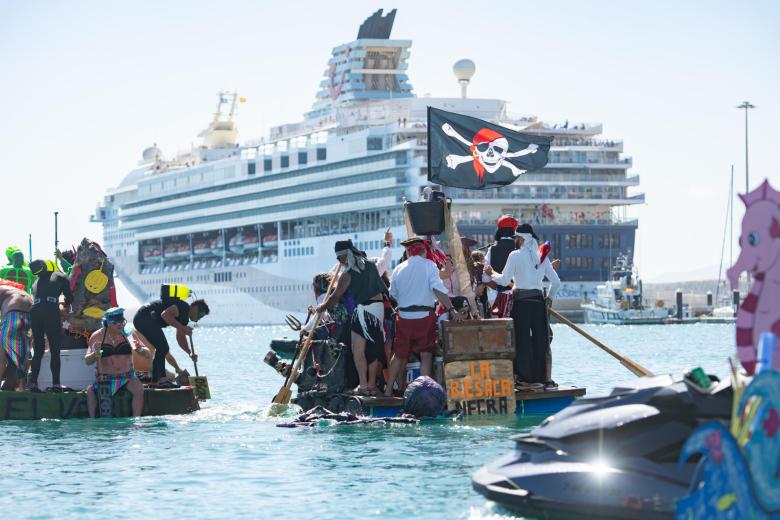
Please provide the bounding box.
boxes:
[460,236,478,248]
[401,236,426,247]
[334,239,354,253]
[515,223,539,240]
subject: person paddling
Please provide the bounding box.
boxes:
[484,224,560,389]
[132,297,209,387]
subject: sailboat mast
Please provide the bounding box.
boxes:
[715,166,734,306]
[729,164,734,268]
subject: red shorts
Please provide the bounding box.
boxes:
[393,313,437,359]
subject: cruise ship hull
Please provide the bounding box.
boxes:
[116,223,603,326]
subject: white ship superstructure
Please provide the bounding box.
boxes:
[93,9,644,325]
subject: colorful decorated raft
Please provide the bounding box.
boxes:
[0,387,199,420]
[273,319,586,419]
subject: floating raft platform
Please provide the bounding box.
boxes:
[0,387,199,420]
[319,386,586,418]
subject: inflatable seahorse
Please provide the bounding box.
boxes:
[676,371,780,518]
[726,180,780,375]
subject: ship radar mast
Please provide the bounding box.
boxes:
[198,91,240,149]
[453,59,476,99]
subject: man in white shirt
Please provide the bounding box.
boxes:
[384,237,462,397]
[484,224,560,388]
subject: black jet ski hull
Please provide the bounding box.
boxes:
[472,374,732,519]
[473,452,684,519]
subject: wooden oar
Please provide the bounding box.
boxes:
[548,308,654,377]
[187,335,210,400]
[272,264,342,406]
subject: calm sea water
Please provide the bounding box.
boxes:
[0,323,735,519]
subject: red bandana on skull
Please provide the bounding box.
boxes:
[470,127,505,183]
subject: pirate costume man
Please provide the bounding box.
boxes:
[486,224,560,388]
[384,237,462,397]
[485,215,518,317]
[317,239,387,396]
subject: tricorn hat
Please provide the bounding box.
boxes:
[401,236,426,247]
[460,236,478,247]
[334,239,354,253]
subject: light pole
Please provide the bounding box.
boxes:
[737,101,755,192]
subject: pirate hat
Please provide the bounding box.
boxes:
[334,239,354,254]
[516,223,539,241]
[401,236,426,247]
[496,215,518,230]
[460,236,478,248]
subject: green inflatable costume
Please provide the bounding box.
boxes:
[1,247,35,293]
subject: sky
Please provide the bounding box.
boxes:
[1,0,778,281]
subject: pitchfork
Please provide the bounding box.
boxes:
[285,314,303,331]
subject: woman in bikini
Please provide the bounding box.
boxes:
[85,307,151,417]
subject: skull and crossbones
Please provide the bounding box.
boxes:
[441,123,539,182]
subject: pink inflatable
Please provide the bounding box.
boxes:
[727,179,780,374]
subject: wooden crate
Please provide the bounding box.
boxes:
[441,318,515,362]
[444,359,516,416]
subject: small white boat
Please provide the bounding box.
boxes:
[699,304,737,324]
[581,255,670,325]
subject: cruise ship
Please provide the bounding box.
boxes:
[93,9,644,325]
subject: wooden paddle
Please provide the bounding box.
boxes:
[187,335,210,400]
[548,308,654,377]
[272,264,342,405]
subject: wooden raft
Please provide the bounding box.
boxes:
[0,387,200,420]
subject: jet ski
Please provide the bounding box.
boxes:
[472,373,733,519]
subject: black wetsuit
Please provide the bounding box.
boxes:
[30,271,74,387]
[133,299,189,382]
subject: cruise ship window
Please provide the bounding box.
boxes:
[281,155,289,168]
[298,151,307,165]
[263,158,272,172]
[248,161,256,175]
[316,148,326,161]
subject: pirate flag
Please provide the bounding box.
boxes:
[428,107,552,189]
